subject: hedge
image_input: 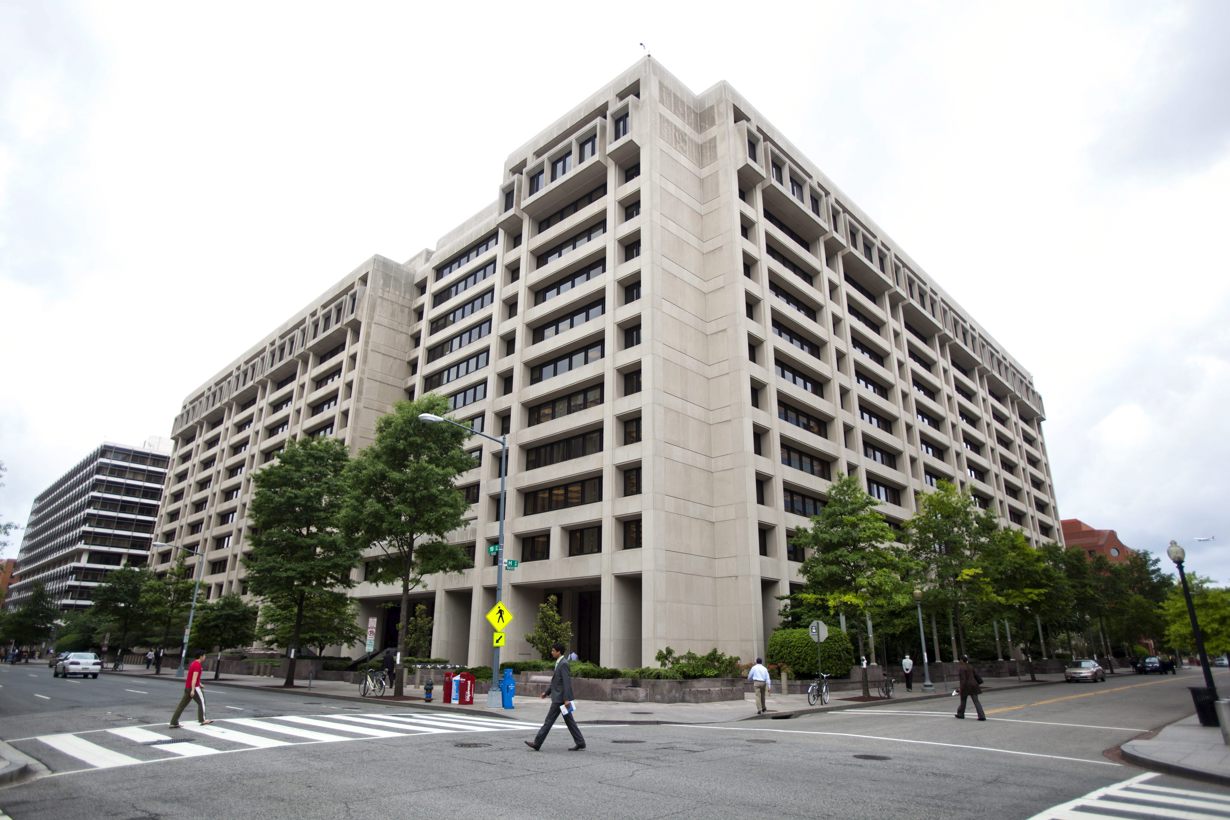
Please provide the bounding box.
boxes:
[767,628,854,678]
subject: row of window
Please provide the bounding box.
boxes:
[426,318,491,364]
[430,289,493,335]
[537,220,607,268]
[435,233,498,281]
[538,184,607,234]
[425,349,489,391]
[532,299,604,344]
[433,260,495,308]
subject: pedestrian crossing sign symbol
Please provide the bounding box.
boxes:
[493,632,506,648]
[485,601,513,632]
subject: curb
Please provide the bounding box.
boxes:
[0,741,39,789]
[1119,742,1230,788]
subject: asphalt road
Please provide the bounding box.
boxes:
[2,663,1229,819]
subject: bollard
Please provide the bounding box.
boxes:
[1216,700,1230,746]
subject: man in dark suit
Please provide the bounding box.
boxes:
[525,642,586,751]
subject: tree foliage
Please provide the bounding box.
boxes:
[244,436,359,686]
[141,554,197,658]
[524,594,572,660]
[4,582,60,647]
[340,396,473,694]
[91,567,150,652]
[257,589,364,658]
[1162,577,1230,658]
[405,603,433,658]
[0,461,20,556]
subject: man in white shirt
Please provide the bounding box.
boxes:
[747,657,771,714]
[901,653,915,692]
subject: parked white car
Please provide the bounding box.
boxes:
[54,652,101,679]
[1064,658,1106,683]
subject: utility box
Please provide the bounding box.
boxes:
[458,672,475,705]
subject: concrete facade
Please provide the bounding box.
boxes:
[8,443,169,611]
[153,60,1061,668]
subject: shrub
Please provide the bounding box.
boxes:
[624,666,673,680]
[569,661,623,679]
[767,628,854,677]
[652,647,742,679]
[500,660,554,674]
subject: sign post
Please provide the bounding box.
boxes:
[365,617,377,654]
[809,619,828,677]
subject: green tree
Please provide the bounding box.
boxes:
[791,474,908,693]
[244,436,359,687]
[1162,578,1230,659]
[257,589,365,658]
[140,554,197,672]
[52,609,101,652]
[524,595,572,660]
[5,583,60,648]
[904,481,996,660]
[191,594,259,680]
[405,603,433,658]
[91,567,150,655]
[340,397,473,695]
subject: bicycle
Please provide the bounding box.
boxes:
[877,671,895,699]
[111,656,124,672]
[359,668,388,697]
[807,672,831,706]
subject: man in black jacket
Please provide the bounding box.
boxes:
[525,642,586,751]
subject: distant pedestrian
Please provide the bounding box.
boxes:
[954,655,985,721]
[525,642,585,751]
[169,649,213,728]
[382,649,396,693]
[901,654,915,692]
[145,650,154,670]
[154,646,164,675]
[747,657,771,714]
[568,650,578,662]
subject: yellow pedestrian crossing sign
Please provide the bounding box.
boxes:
[486,601,513,632]
[493,632,506,648]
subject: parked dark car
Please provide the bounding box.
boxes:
[1142,656,1162,673]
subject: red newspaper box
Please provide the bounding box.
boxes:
[443,671,455,704]
[458,672,475,705]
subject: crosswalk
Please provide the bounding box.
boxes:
[16,710,539,774]
[1032,772,1230,819]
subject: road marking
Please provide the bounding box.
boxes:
[38,733,144,768]
[124,689,148,695]
[34,694,51,700]
[277,715,405,737]
[107,727,216,757]
[1030,772,1230,819]
[181,723,289,749]
[225,706,244,711]
[837,710,1147,732]
[228,718,348,742]
[988,678,1181,715]
[683,725,1120,767]
[328,714,454,734]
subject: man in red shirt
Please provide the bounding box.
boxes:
[169,649,214,728]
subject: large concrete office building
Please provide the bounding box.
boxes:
[153,60,1060,668]
[8,442,170,611]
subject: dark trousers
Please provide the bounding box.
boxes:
[171,688,206,724]
[533,702,585,748]
[956,692,985,719]
[903,670,914,690]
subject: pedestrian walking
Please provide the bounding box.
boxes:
[901,654,915,692]
[525,642,585,751]
[747,657,771,714]
[169,649,213,728]
[954,655,985,721]
[145,649,154,670]
[382,649,396,694]
[154,646,164,674]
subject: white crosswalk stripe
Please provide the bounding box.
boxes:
[21,710,538,774]
[1032,773,1230,819]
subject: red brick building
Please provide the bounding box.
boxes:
[0,558,16,607]
[1061,519,1135,564]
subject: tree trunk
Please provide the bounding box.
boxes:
[284,591,305,687]
[396,556,411,697]
[1035,613,1048,659]
[948,606,959,661]
[993,619,1003,661]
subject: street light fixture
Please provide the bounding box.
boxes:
[155,541,205,679]
[913,587,935,692]
[1166,540,1218,701]
[419,412,509,707]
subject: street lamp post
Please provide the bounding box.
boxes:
[420,412,508,707]
[1166,540,1218,698]
[913,587,934,692]
[155,541,205,679]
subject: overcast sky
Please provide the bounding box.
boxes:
[2,1,1227,583]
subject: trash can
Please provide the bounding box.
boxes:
[1189,686,1220,727]
[443,671,455,704]
[500,668,515,710]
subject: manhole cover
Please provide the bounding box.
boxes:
[611,739,645,744]
[151,739,196,745]
[630,711,654,715]
[853,754,890,761]
[454,742,491,749]
[745,739,776,744]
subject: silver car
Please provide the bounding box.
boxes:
[1064,658,1106,683]
[54,652,101,679]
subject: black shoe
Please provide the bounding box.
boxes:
[955,715,964,719]
[524,740,540,751]
[977,717,986,721]
[569,745,586,751]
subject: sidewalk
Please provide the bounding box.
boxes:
[3,667,1226,787]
